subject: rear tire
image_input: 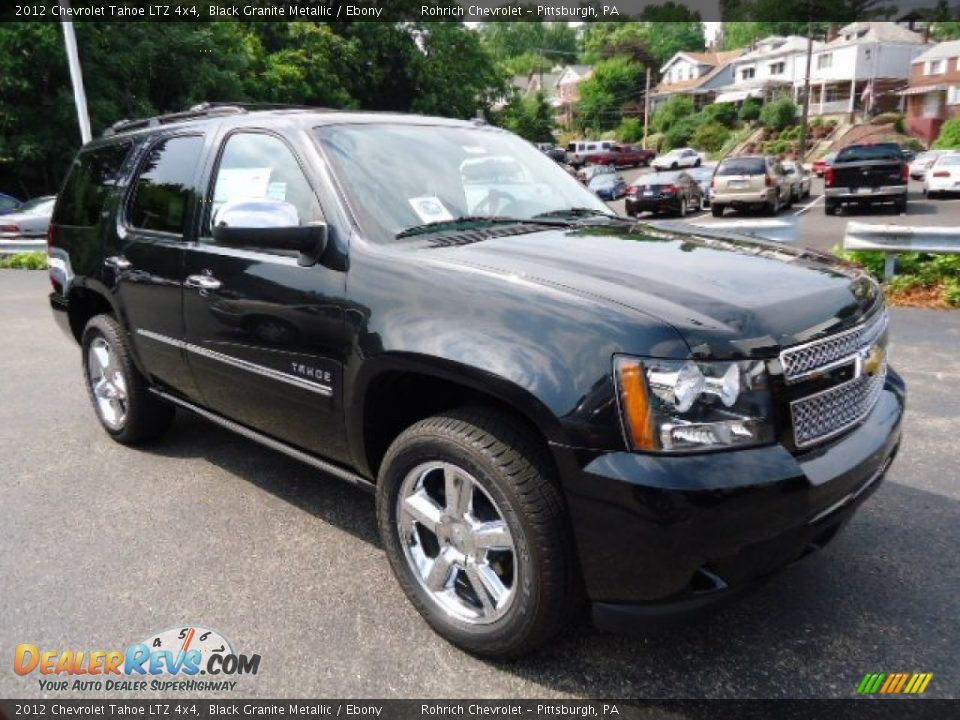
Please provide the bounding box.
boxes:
[376,408,582,658]
[711,204,724,217]
[825,200,838,216]
[81,314,174,445]
[894,197,907,214]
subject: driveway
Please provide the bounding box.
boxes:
[1,270,957,699]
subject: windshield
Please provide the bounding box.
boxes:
[836,144,902,162]
[315,123,611,240]
[17,197,54,214]
[717,158,765,176]
[937,154,960,166]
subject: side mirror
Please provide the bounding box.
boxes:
[213,199,327,266]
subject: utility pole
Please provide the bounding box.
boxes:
[60,0,91,144]
[642,66,651,150]
[797,20,814,164]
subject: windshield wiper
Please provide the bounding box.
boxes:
[396,215,567,239]
[533,207,622,221]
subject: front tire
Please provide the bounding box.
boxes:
[81,314,174,444]
[376,408,581,658]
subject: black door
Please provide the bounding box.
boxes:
[182,130,350,461]
[111,134,206,402]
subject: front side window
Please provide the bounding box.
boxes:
[54,141,131,226]
[315,123,610,241]
[208,133,321,234]
[127,136,203,234]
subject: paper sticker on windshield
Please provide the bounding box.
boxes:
[408,196,454,224]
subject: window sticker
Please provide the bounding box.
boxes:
[408,196,454,224]
[214,168,272,204]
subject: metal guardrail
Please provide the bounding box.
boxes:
[843,222,960,279]
[0,239,45,256]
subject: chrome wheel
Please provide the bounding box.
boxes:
[87,336,128,430]
[397,461,516,624]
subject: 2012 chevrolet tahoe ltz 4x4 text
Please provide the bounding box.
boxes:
[48,105,904,657]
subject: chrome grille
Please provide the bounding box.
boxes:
[780,311,887,383]
[791,361,887,447]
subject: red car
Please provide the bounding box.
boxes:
[812,153,836,177]
[592,144,655,168]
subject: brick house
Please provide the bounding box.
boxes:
[903,40,960,146]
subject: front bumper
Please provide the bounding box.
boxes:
[553,371,905,630]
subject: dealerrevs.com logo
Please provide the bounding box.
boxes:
[14,625,260,692]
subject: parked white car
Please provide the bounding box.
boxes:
[0,195,55,241]
[923,152,960,198]
[909,150,943,180]
[651,147,702,171]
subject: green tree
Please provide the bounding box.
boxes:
[933,118,960,149]
[759,93,798,131]
[703,102,739,127]
[931,21,960,41]
[651,94,695,134]
[582,20,704,66]
[739,97,763,123]
[499,92,555,142]
[574,56,643,132]
[479,22,579,73]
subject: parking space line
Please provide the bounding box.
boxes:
[793,195,823,216]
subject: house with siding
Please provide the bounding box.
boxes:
[902,39,960,145]
[713,36,819,104]
[805,22,927,117]
[649,50,744,112]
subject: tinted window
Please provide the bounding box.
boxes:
[127,136,203,234]
[0,196,19,213]
[716,158,766,176]
[836,144,902,162]
[54,142,131,226]
[208,133,321,234]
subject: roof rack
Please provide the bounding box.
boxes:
[101,102,321,137]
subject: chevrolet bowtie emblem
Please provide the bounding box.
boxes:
[855,344,885,378]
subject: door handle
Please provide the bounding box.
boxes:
[104,255,131,271]
[185,274,222,292]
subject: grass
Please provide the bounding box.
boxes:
[0,251,48,270]
[833,248,960,309]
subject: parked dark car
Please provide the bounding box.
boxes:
[0,192,22,215]
[588,172,627,200]
[625,170,702,217]
[686,165,716,207]
[536,142,567,163]
[825,143,908,215]
[48,105,903,658]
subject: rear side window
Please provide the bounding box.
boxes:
[127,135,204,234]
[53,142,131,226]
[716,158,765,176]
[836,144,902,162]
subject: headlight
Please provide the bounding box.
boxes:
[614,356,774,453]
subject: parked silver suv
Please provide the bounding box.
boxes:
[711,155,792,217]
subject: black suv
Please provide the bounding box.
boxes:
[48,105,904,657]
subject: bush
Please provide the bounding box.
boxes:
[690,121,731,153]
[764,138,791,156]
[651,95,695,134]
[933,118,960,149]
[664,114,703,150]
[833,248,887,280]
[781,125,800,141]
[0,251,47,270]
[703,102,738,128]
[739,97,762,123]
[616,117,644,143]
[945,279,960,308]
[759,93,798,132]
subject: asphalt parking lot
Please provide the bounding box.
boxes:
[2,267,959,700]
[608,166,960,253]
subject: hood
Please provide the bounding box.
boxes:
[425,222,881,359]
